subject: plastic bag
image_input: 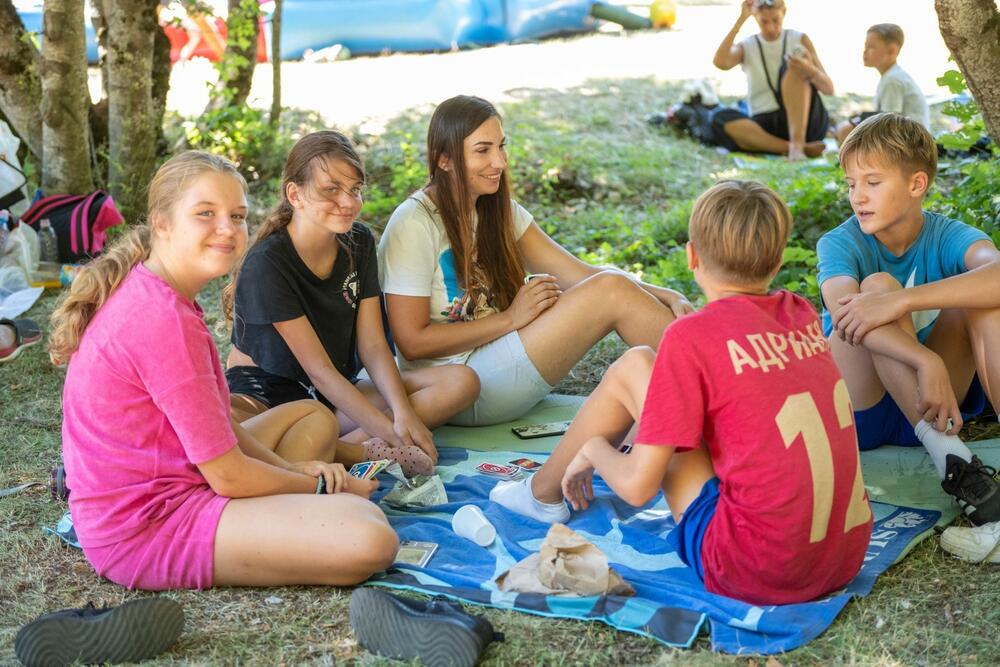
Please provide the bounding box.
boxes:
[0,222,39,276]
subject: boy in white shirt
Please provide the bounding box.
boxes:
[835,24,930,143]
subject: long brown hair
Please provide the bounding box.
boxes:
[426,95,524,311]
[222,130,366,324]
[49,151,246,366]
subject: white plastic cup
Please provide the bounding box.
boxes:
[452,504,496,547]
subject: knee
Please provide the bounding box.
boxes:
[607,346,656,383]
[582,270,640,298]
[859,272,902,294]
[449,364,481,399]
[350,520,399,582]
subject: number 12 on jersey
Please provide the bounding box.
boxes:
[776,379,872,543]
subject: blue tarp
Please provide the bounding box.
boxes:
[368,447,940,654]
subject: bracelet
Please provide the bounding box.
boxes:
[315,476,326,494]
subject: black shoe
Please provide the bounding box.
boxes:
[15,598,184,666]
[349,588,502,667]
[941,454,1000,526]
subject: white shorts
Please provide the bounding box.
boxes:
[448,330,553,427]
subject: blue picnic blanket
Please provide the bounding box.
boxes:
[368,447,939,655]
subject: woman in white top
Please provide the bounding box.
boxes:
[712,0,833,160]
[378,95,694,426]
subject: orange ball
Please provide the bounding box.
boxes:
[650,0,677,29]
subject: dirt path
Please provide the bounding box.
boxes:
[158,1,951,129]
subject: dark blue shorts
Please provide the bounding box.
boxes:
[854,375,987,451]
[666,477,720,581]
[225,365,338,411]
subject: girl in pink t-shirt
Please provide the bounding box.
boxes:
[50,151,397,591]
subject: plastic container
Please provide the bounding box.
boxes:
[0,210,9,254]
[39,218,59,264]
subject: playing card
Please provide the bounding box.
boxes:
[477,462,519,478]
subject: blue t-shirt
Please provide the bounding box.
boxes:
[816,211,989,342]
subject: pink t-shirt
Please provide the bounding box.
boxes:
[636,291,872,605]
[62,264,236,549]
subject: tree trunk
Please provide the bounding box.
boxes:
[151,24,172,153]
[213,0,260,108]
[270,0,283,126]
[936,0,1000,143]
[0,0,43,159]
[41,0,94,194]
[107,1,158,223]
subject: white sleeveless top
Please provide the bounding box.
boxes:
[739,29,804,116]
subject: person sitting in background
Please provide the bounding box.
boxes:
[834,23,930,144]
[711,0,833,160]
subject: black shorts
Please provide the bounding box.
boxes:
[711,63,829,151]
[225,365,334,410]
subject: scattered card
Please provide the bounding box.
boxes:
[509,457,542,472]
[395,540,438,568]
[476,462,520,479]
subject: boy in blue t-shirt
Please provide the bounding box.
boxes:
[817,113,1000,526]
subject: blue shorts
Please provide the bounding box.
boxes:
[666,477,720,582]
[854,375,987,451]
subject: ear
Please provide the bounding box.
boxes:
[909,170,929,198]
[437,154,452,173]
[149,211,171,238]
[686,241,699,271]
[286,181,303,208]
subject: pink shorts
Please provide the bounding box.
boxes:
[81,488,229,591]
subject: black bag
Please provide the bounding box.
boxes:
[19,191,124,263]
[667,95,721,146]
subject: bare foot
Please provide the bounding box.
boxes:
[804,140,825,158]
[344,475,379,499]
[787,143,806,161]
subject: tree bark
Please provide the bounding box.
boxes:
[107,1,159,223]
[270,0,283,125]
[936,0,1000,143]
[213,0,260,108]
[0,0,43,159]
[41,0,94,194]
[152,23,172,153]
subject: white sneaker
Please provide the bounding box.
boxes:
[940,521,1000,563]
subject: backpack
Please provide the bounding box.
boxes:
[19,191,125,263]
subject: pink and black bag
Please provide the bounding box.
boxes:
[19,191,125,263]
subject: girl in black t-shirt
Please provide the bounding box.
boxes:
[223,131,478,475]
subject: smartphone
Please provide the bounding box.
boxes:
[524,273,555,285]
[511,420,571,439]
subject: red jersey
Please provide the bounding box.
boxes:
[636,291,872,605]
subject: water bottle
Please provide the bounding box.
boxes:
[39,218,59,263]
[0,210,9,254]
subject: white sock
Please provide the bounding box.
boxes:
[914,420,973,479]
[489,477,570,524]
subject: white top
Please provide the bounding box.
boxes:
[739,29,805,116]
[875,64,930,129]
[377,189,534,369]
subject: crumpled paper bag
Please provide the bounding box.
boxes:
[495,523,635,597]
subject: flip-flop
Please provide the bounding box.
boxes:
[0,317,42,363]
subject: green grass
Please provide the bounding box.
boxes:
[3,76,1000,665]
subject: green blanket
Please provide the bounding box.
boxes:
[433,394,1000,529]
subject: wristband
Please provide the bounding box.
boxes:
[315,476,326,494]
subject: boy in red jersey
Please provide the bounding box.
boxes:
[492,180,873,604]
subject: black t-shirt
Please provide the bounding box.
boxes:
[231,223,382,385]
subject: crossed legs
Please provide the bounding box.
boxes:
[213,404,398,587]
[499,346,714,521]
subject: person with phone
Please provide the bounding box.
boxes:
[378,95,695,427]
[711,0,833,160]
